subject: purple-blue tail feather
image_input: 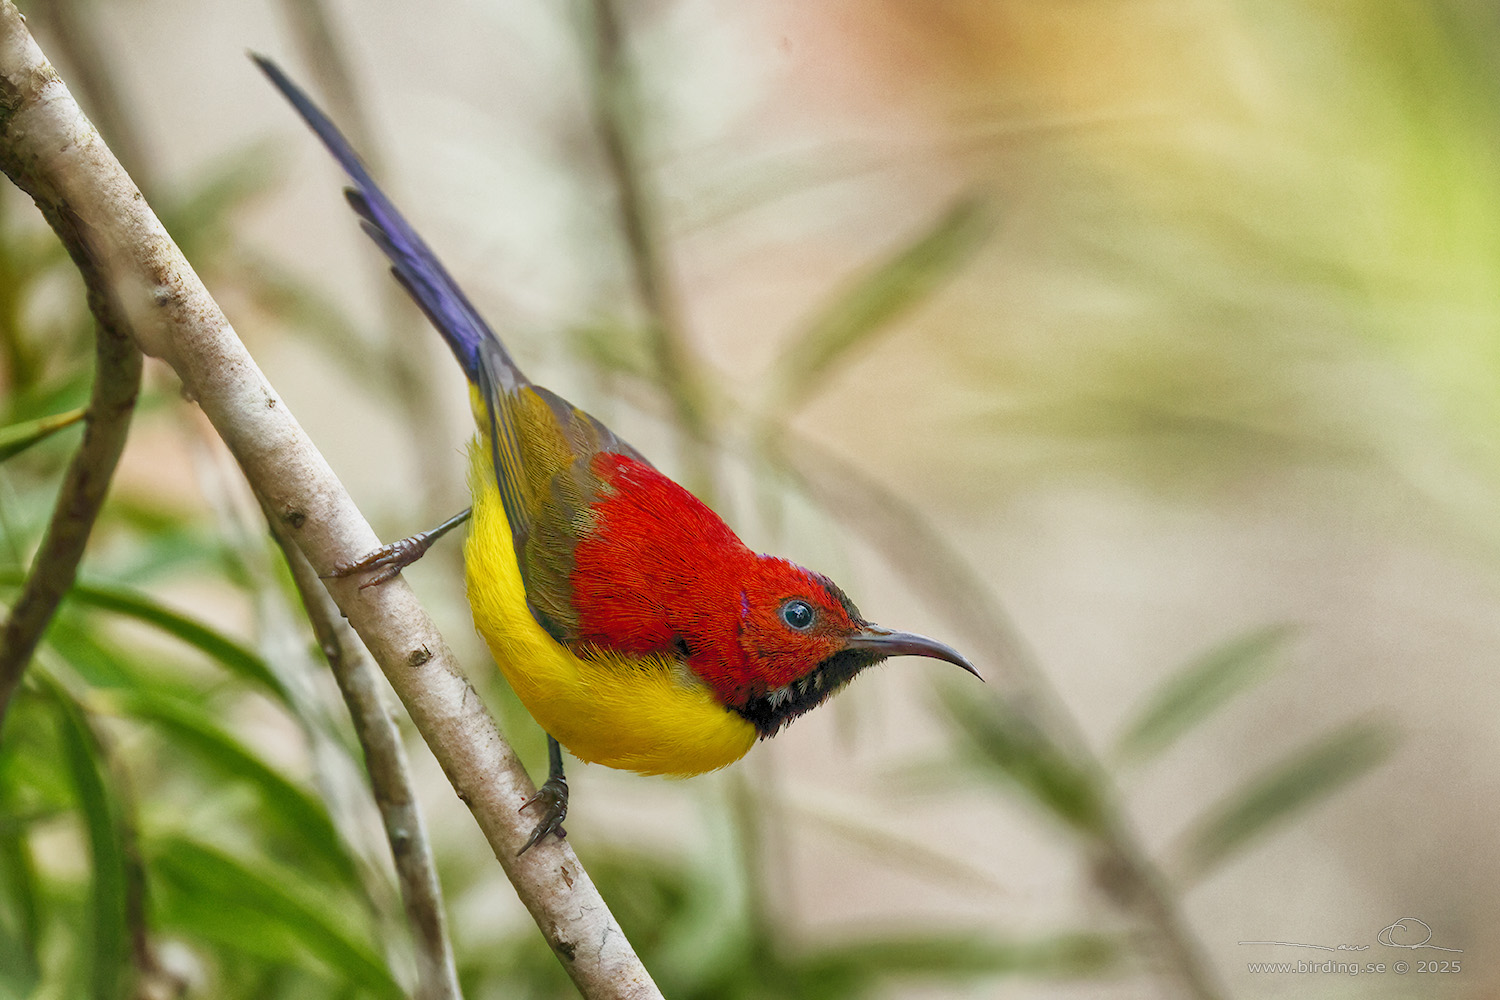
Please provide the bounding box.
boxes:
[253,54,521,389]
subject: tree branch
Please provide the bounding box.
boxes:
[0,7,660,996]
[0,151,142,729]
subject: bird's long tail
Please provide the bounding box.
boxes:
[253,55,523,390]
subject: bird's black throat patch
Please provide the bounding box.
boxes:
[733,647,883,739]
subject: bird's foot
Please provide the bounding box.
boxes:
[325,509,473,588]
[517,777,569,856]
[327,535,430,587]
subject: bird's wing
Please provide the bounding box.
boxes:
[477,359,651,641]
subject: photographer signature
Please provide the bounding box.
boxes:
[1239,917,1462,954]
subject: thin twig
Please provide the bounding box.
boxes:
[266,509,463,1000]
[726,763,797,993]
[1094,823,1226,1000]
[0,10,660,997]
[0,0,155,731]
[583,0,717,502]
[0,199,143,730]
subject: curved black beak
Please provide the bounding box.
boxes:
[846,625,982,680]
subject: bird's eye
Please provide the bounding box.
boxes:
[780,599,815,631]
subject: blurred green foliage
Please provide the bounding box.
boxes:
[1114,625,1297,766]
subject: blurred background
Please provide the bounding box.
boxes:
[3,0,1499,997]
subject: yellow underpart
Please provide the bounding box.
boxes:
[462,440,757,776]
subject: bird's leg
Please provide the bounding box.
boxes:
[326,508,473,587]
[517,736,569,855]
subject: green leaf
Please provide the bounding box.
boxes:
[103,688,357,886]
[771,194,992,412]
[0,692,75,817]
[0,407,86,462]
[1115,624,1296,764]
[0,721,43,1000]
[0,572,292,707]
[942,687,1107,835]
[1177,719,1397,882]
[102,497,229,582]
[794,799,1008,896]
[38,614,155,692]
[148,834,401,999]
[33,672,130,1000]
[0,922,40,1000]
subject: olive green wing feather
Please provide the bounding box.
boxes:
[475,342,649,643]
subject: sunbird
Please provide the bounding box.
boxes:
[256,56,980,853]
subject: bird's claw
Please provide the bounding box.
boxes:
[326,509,472,588]
[326,536,430,588]
[517,777,569,856]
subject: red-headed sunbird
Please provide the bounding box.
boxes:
[255,56,980,853]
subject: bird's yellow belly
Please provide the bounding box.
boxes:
[462,463,757,776]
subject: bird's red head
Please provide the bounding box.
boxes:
[732,558,865,691]
[721,557,978,738]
